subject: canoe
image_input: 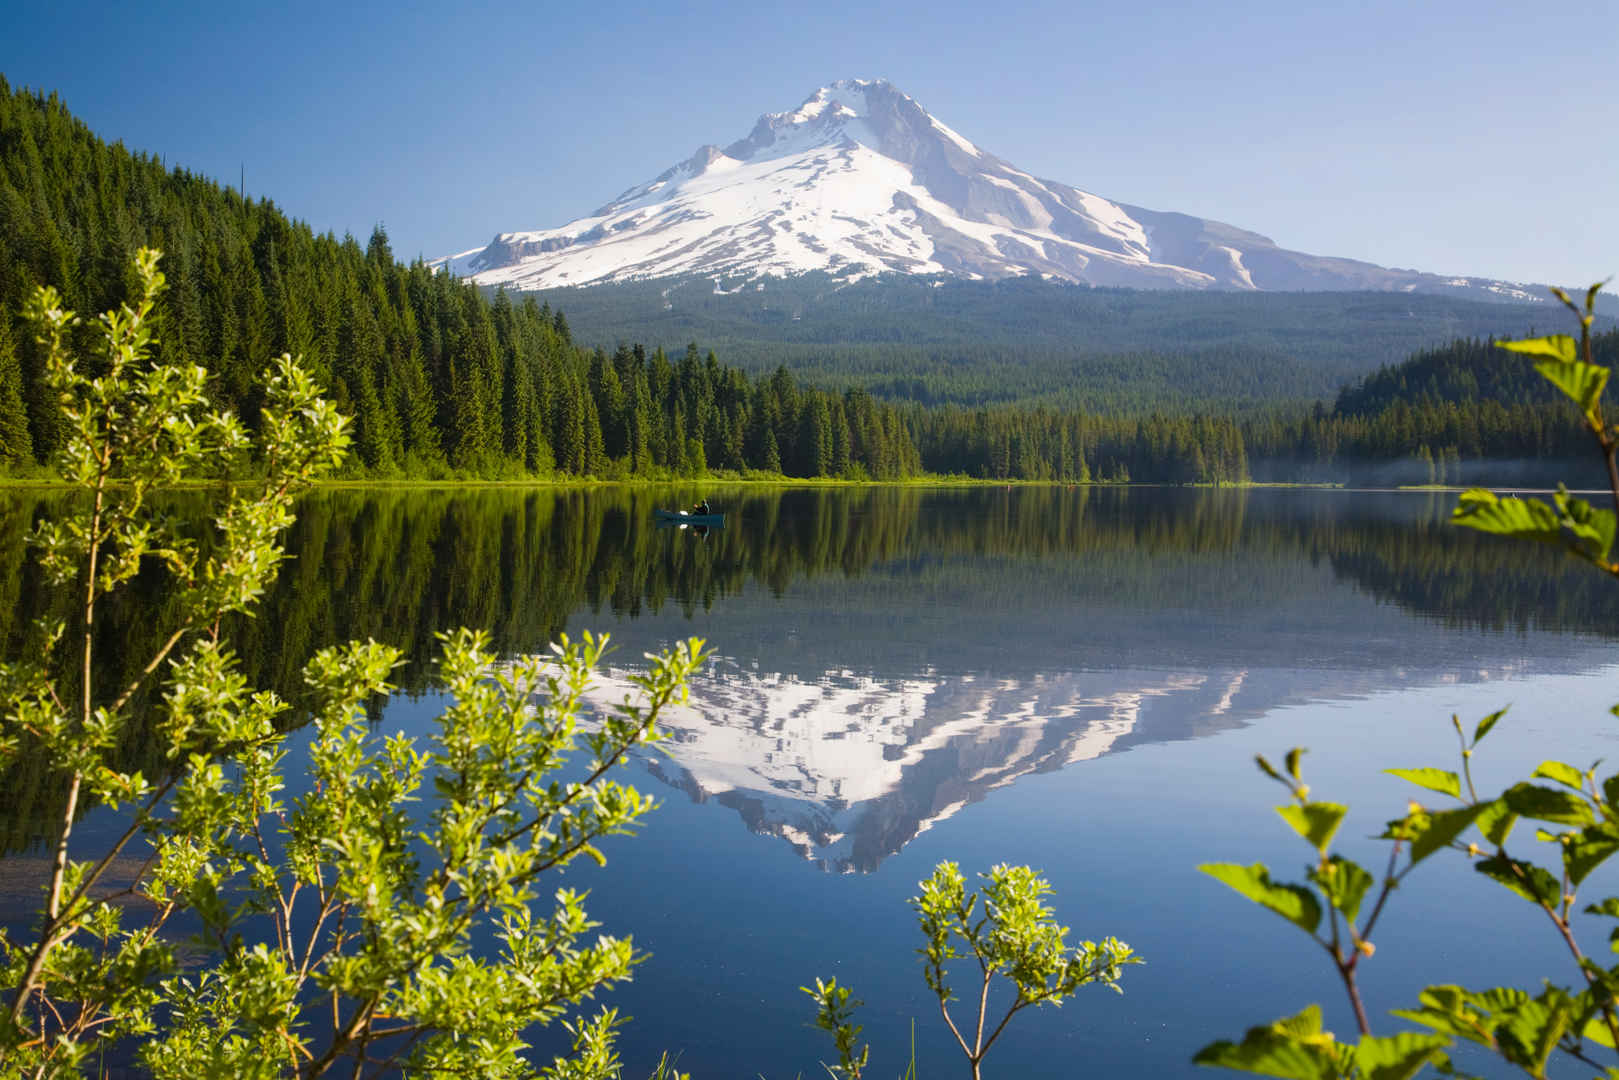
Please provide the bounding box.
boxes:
[654,509,726,527]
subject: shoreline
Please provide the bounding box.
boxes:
[0,474,1342,492]
[3,475,1591,495]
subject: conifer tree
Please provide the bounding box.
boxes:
[591,348,628,460]
[0,316,32,466]
[805,396,833,476]
[762,427,782,474]
[366,223,393,266]
[555,380,587,475]
[831,400,853,476]
[584,395,607,475]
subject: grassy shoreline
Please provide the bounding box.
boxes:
[0,472,1342,492]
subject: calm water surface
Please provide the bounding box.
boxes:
[3,485,1618,1077]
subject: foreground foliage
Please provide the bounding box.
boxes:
[0,250,703,1078]
[1197,281,1619,1079]
[806,861,1138,1080]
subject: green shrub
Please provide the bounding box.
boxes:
[806,861,1138,1080]
[0,250,703,1079]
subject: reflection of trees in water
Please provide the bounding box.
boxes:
[0,485,1613,854]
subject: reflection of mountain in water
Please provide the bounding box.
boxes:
[4,484,1618,857]
[585,645,1587,873]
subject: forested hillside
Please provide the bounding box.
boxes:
[0,79,920,480]
[895,326,1616,485]
[522,273,1599,411]
[1336,332,1619,416]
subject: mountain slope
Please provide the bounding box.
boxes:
[445,78,1564,306]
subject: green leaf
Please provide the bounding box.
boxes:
[1574,968,1619,1043]
[1351,1032,1451,1080]
[1393,984,1525,1048]
[1586,280,1609,318]
[1532,760,1586,791]
[1602,772,1619,812]
[1497,335,1576,364]
[1553,487,1618,562]
[1474,853,1560,905]
[1410,804,1490,865]
[1270,1005,1327,1040]
[1473,708,1506,745]
[1580,1011,1617,1049]
[1309,855,1374,923]
[1496,993,1572,1075]
[1475,798,1517,846]
[1200,863,1322,935]
[1534,357,1608,423]
[1566,825,1619,886]
[1451,490,1561,545]
[1385,768,1460,800]
[1277,802,1348,853]
[1285,748,1305,782]
[1503,781,1595,826]
[1193,1007,1344,1080]
[1585,897,1619,919]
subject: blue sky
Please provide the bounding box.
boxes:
[4,0,1615,288]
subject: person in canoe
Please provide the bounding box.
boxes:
[690,498,711,515]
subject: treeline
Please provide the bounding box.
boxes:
[1240,332,1619,482]
[906,408,1250,484]
[893,397,1599,485]
[895,329,1619,484]
[0,78,920,480]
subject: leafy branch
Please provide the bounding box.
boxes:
[1197,276,1619,1080]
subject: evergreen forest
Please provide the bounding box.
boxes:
[0,79,919,481]
[527,272,1606,411]
[0,76,1612,487]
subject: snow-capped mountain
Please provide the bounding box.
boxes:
[443,78,1543,301]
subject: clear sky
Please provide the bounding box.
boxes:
[4,0,1615,288]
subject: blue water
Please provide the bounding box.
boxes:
[5,485,1619,1077]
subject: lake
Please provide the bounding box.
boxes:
[3,484,1618,1077]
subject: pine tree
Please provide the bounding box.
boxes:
[555,381,587,475]
[762,428,782,474]
[366,224,393,266]
[831,401,852,477]
[590,349,628,460]
[583,397,607,475]
[0,316,33,468]
[804,396,833,477]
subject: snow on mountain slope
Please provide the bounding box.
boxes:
[569,651,1552,873]
[577,657,1231,873]
[444,78,1544,302]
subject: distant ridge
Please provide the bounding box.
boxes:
[512,273,1611,412]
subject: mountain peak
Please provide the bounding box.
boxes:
[716,78,915,164]
[442,82,1542,305]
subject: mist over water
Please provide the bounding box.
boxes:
[2,484,1617,1075]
